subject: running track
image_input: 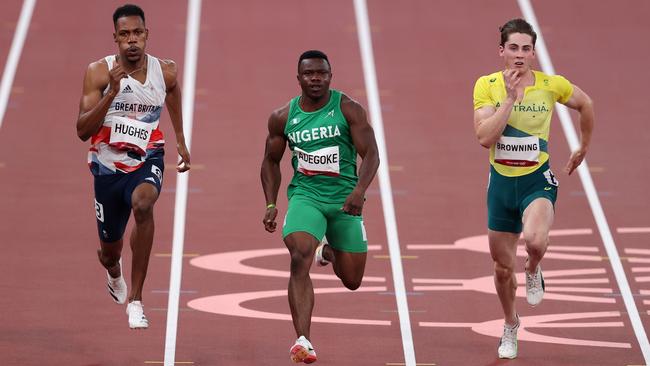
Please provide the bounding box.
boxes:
[0,0,648,365]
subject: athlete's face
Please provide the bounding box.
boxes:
[297,59,332,100]
[499,32,535,74]
[113,16,148,63]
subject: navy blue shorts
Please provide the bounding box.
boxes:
[93,158,164,242]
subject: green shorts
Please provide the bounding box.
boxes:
[487,162,558,233]
[282,194,368,253]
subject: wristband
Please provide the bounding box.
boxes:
[266,203,276,209]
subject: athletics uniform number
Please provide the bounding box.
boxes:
[94,199,105,223]
[494,135,540,167]
[108,116,154,156]
[294,146,340,177]
[543,169,559,187]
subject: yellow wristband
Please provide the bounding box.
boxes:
[266,203,276,209]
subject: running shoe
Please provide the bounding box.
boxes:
[290,335,317,364]
[314,239,331,267]
[126,301,149,329]
[526,265,545,306]
[107,259,127,304]
[497,316,519,359]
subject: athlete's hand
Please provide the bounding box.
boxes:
[176,142,191,172]
[503,69,521,103]
[564,148,587,175]
[263,207,278,232]
[342,189,365,216]
[108,63,127,96]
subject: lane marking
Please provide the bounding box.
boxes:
[145,362,194,365]
[165,163,205,170]
[618,227,650,234]
[152,290,198,294]
[374,255,419,259]
[0,0,36,130]
[386,363,436,366]
[517,0,650,362]
[353,0,416,364]
[163,1,202,366]
[155,253,200,257]
[151,308,195,312]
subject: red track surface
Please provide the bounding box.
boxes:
[0,0,648,365]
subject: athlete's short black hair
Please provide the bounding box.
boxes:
[113,4,145,27]
[298,50,330,71]
[499,18,536,47]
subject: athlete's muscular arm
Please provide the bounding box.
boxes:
[76,60,126,141]
[341,94,379,216]
[473,69,519,148]
[562,85,594,175]
[261,105,289,232]
[161,59,191,172]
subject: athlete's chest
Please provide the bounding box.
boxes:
[285,110,349,148]
[112,78,165,108]
[493,87,555,130]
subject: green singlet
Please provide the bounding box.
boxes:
[284,89,357,203]
[282,89,367,253]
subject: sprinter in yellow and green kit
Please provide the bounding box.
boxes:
[473,19,595,360]
[261,50,379,364]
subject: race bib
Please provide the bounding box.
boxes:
[294,146,340,176]
[108,116,153,156]
[494,135,540,167]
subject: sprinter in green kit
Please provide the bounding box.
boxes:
[261,50,380,364]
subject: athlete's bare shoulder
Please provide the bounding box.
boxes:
[84,58,110,89]
[268,101,291,135]
[158,58,178,89]
[158,58,177,72]
[340,92,367,125]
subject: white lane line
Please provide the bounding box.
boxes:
[352,1,416,365]
[163,1,202,365]
[516,0,650,362]
[0,0,36,130]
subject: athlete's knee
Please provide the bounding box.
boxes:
[523,230,548,258]
[287,246,313,274]
[341,276,362,291]
[132,199,155,222]
[494,261,515,283]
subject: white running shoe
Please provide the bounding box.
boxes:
[497,316,519,359]
[126,301,149,329]
[106,259,127,304]
[289,335,317,364]
[526,265,545,306]
[314,239,331,267]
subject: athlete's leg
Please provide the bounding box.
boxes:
[323,210,368,290]
[98,239,124,278]
[128,182,160,302]
[489,229,520,326]
[284,232,320,339]
[327,247,366,290]
[522,198,554,274]
[94,173,129,283]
